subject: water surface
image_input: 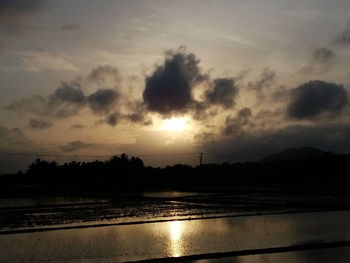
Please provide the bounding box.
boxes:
[1,210,350,262]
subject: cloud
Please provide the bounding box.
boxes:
[88,65,121,85]
[287,80,348,120]
[143,47,205,116]
[311,47,335,64]
[88,89,119,115]
[4,82,86,119]
[59,140,95,152]
[299,47,335,75]
[28,118,52,129]
[248,68,276,100]
[221,108,252,135]
[335,22,350,46]
[105,112,120,127]
[122,101,151,125]
[5,66,127,124]
[0,0,46,35]
[47,81,87,118]
[205,78,238,108]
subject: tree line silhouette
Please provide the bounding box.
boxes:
[1,150,350,195]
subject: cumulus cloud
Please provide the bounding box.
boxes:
[4,65,145,126]
[205,78,238,108]
[287,80,348,120]
[222,108,252,136]
[143,48,205,115]
[28,118,52,129]
[59,140,95,152]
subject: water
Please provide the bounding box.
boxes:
[0,196,108,208]
[1,210,350,262]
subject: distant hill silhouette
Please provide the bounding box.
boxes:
[260,147,327,163]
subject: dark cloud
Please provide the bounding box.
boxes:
[104,102,152,127]
[4,82,86,119]
[47,81,87,118]
[299,47,335,75]
[59,140,95,152]
[248,68,276,100]
[205,78,238,108]
[88,89,119,115]
[60,23,81,31]
[105,112,120,127]
[0,0,45,15]
[222,108,252,136]
[49,82,85,105]
[335,22,350,46]
[28,118,52,129]
[143,48,205,115]
[122,101,151,125]
[287,80,348,120]
[0,0,46,35]
[4,66,137,126]
[311,47,335,64]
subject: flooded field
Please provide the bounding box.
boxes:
[1,189,350,262]
[1,211,350,262]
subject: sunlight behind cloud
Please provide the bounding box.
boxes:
[161,117,187,132]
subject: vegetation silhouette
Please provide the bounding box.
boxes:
[1,148,350,195]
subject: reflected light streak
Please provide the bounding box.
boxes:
[169,221,183,257]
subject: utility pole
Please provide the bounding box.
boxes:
[199,152,204,166]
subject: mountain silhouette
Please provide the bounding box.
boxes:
[260,147,327,163]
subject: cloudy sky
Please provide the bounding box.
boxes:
[1,0,350,172]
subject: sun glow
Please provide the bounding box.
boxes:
[161,117,187,132]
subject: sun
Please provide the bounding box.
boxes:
[161,117,187,132]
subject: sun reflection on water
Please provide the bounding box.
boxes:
[169,221,183,257]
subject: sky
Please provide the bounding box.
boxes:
[1,0,350,172]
